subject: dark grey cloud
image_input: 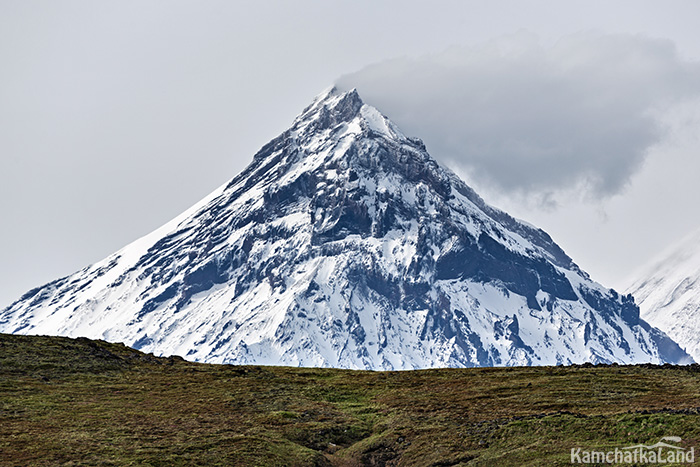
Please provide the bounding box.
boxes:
[337,32,700,200]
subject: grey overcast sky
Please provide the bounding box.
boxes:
[2,1,700,309]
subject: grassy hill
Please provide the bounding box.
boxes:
[1,333,699,466]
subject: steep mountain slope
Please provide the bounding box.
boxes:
[0,87,690,368]
[627,228,700,362]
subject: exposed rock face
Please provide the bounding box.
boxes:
[1,88,691,368]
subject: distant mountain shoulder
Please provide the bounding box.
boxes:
[627,228,700,362]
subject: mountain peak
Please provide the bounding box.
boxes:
[293,86,363,130]
[293,86,408,143]
[1,86,691,369]
[299,86,363,116]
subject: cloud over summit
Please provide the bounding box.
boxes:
[337,32,700,201]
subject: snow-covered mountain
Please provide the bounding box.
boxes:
[0,87,690,369]
[627,228,700,362]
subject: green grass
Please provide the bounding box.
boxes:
[1,333,699,466]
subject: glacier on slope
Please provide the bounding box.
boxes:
[0,87,691,369]
[627,227,700,363]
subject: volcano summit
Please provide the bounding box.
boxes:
[0,88,690,369]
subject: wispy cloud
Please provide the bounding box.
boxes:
[337,32,700,202]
